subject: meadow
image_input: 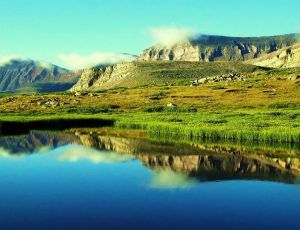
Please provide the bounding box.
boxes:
[1,62,300,144]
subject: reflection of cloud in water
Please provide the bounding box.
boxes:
[150,169,196,189]
[56,145,134,164]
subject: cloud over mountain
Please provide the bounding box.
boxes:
[0,55,25,65]
[58,52,136,70]
[149,26,196,47]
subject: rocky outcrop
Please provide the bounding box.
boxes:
[139,34,299,62]
[70,63,136,91]
[247,43,300,68]
[190,73,246,86]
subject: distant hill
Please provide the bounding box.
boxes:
[71,61,268,91]
[139,34,299,62]
[0,59,80,92]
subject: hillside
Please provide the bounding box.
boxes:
[247,43,300,68]
[139,34,299,62]
[0,59,79,92]
[71,61,268,91]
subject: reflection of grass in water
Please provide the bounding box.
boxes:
[150,169,196,189]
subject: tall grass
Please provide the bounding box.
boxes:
[113,110,300,144]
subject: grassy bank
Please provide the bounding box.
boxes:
[1,109,300,144]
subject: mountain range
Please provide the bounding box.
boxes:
[1,33,300,92]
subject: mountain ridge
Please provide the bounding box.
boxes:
[139,33,300,62]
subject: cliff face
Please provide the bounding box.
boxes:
[139,34,299,62]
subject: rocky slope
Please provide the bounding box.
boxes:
[247,43,300,68]
[139,34,299,62]
[71,63,136,91]
[0,59,79,92]
[70,61,266,91]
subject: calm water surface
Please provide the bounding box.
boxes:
[0,130,300,230]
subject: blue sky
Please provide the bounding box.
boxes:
[0,0,299,69]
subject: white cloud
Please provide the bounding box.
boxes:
[57,52,136,70]
[149,26,197,47]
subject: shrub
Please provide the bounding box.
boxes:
[142,106,165,112]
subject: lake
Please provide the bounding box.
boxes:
[0,128,299,230]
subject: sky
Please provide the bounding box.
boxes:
[0,0,299,69]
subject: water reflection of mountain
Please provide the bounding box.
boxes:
[0,130,300,184]
[76,132,300,184]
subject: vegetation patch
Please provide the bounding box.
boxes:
[225,88,243,93]
[207,119,228,124]
[63,104,120,114]
[142,105,197,113]
[211,85,226,90]
[149,91,168,100]
[268,102,294,109]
